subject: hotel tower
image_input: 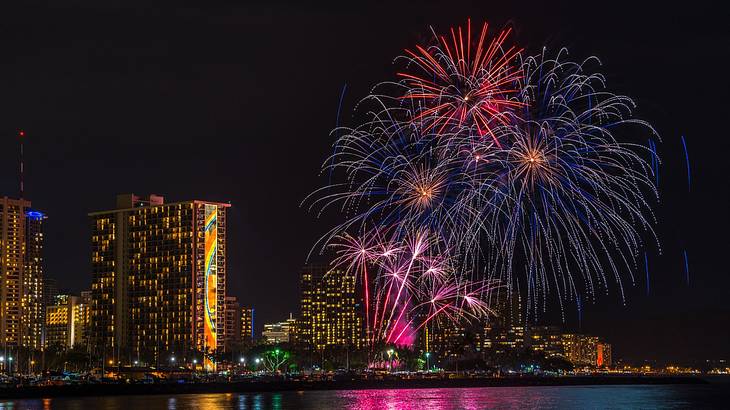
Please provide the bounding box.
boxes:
[89,194,228,369]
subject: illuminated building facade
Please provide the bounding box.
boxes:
[0,197,45,350]
[224,296,241,352]
[560,334,612,367]
[262,314,297,344]
[299,264,364,351]
[426,319,466,360]
[597,342,612,367]
[240,307,254,348]
[89,194,229,367]
[525,325,564,357]
[45,295,86,349]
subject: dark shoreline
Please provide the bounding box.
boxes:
[0,376,709,400]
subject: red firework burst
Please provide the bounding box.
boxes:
[398,19,525,147]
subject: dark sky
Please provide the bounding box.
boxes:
[1,1,727,363]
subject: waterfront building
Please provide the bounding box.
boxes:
[560,334,611,367]
[45,295,86,349]
[0,197,45,351]
[299,263,364,351]
[597,341,612,367]
[89,194,229,369]
[426,319,466,360]
[262,314,296,344]
[525,325,564,357]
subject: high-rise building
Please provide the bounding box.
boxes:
[262,314,297,344]
[89,194,229,369]
[299,264,364,351]
[224,296,241,352]
[240,307,254,348]
[0,197,45,350]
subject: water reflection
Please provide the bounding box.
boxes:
[0,385,727,409]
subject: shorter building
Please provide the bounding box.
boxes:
[426,319,466,360]
[262,314,296,344]
[560,334,612,367]
[45,294,89,349]
[224,296,241,352]
[475,321,612,368]
[481,324,525,354]
[75,291,92,349]
[525,325,564,357]
[597,341,612,367]
[241,307,254,347]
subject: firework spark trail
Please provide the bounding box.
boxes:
[308,20,660,348]
[681,135,691,192]
[644,252,650,296]
[328,83,349,184]
[648,138,659,187]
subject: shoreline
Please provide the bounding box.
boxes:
[0,375,709,400]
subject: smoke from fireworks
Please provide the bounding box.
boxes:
[307,19,659,348]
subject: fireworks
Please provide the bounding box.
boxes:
[396,20,525,145]
[308,20,658,348]
[331,228,496,348]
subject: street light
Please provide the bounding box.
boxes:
[425,352,431,372]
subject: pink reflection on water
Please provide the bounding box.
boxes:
[340,387,554,410]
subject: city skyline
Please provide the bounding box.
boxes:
[0,1,728,365]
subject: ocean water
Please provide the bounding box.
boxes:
[1,385,728,409]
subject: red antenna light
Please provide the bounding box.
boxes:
[19,129,25,199]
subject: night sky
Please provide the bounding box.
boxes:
[1,1,727,363]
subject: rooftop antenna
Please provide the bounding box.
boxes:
[19,129,25,200]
